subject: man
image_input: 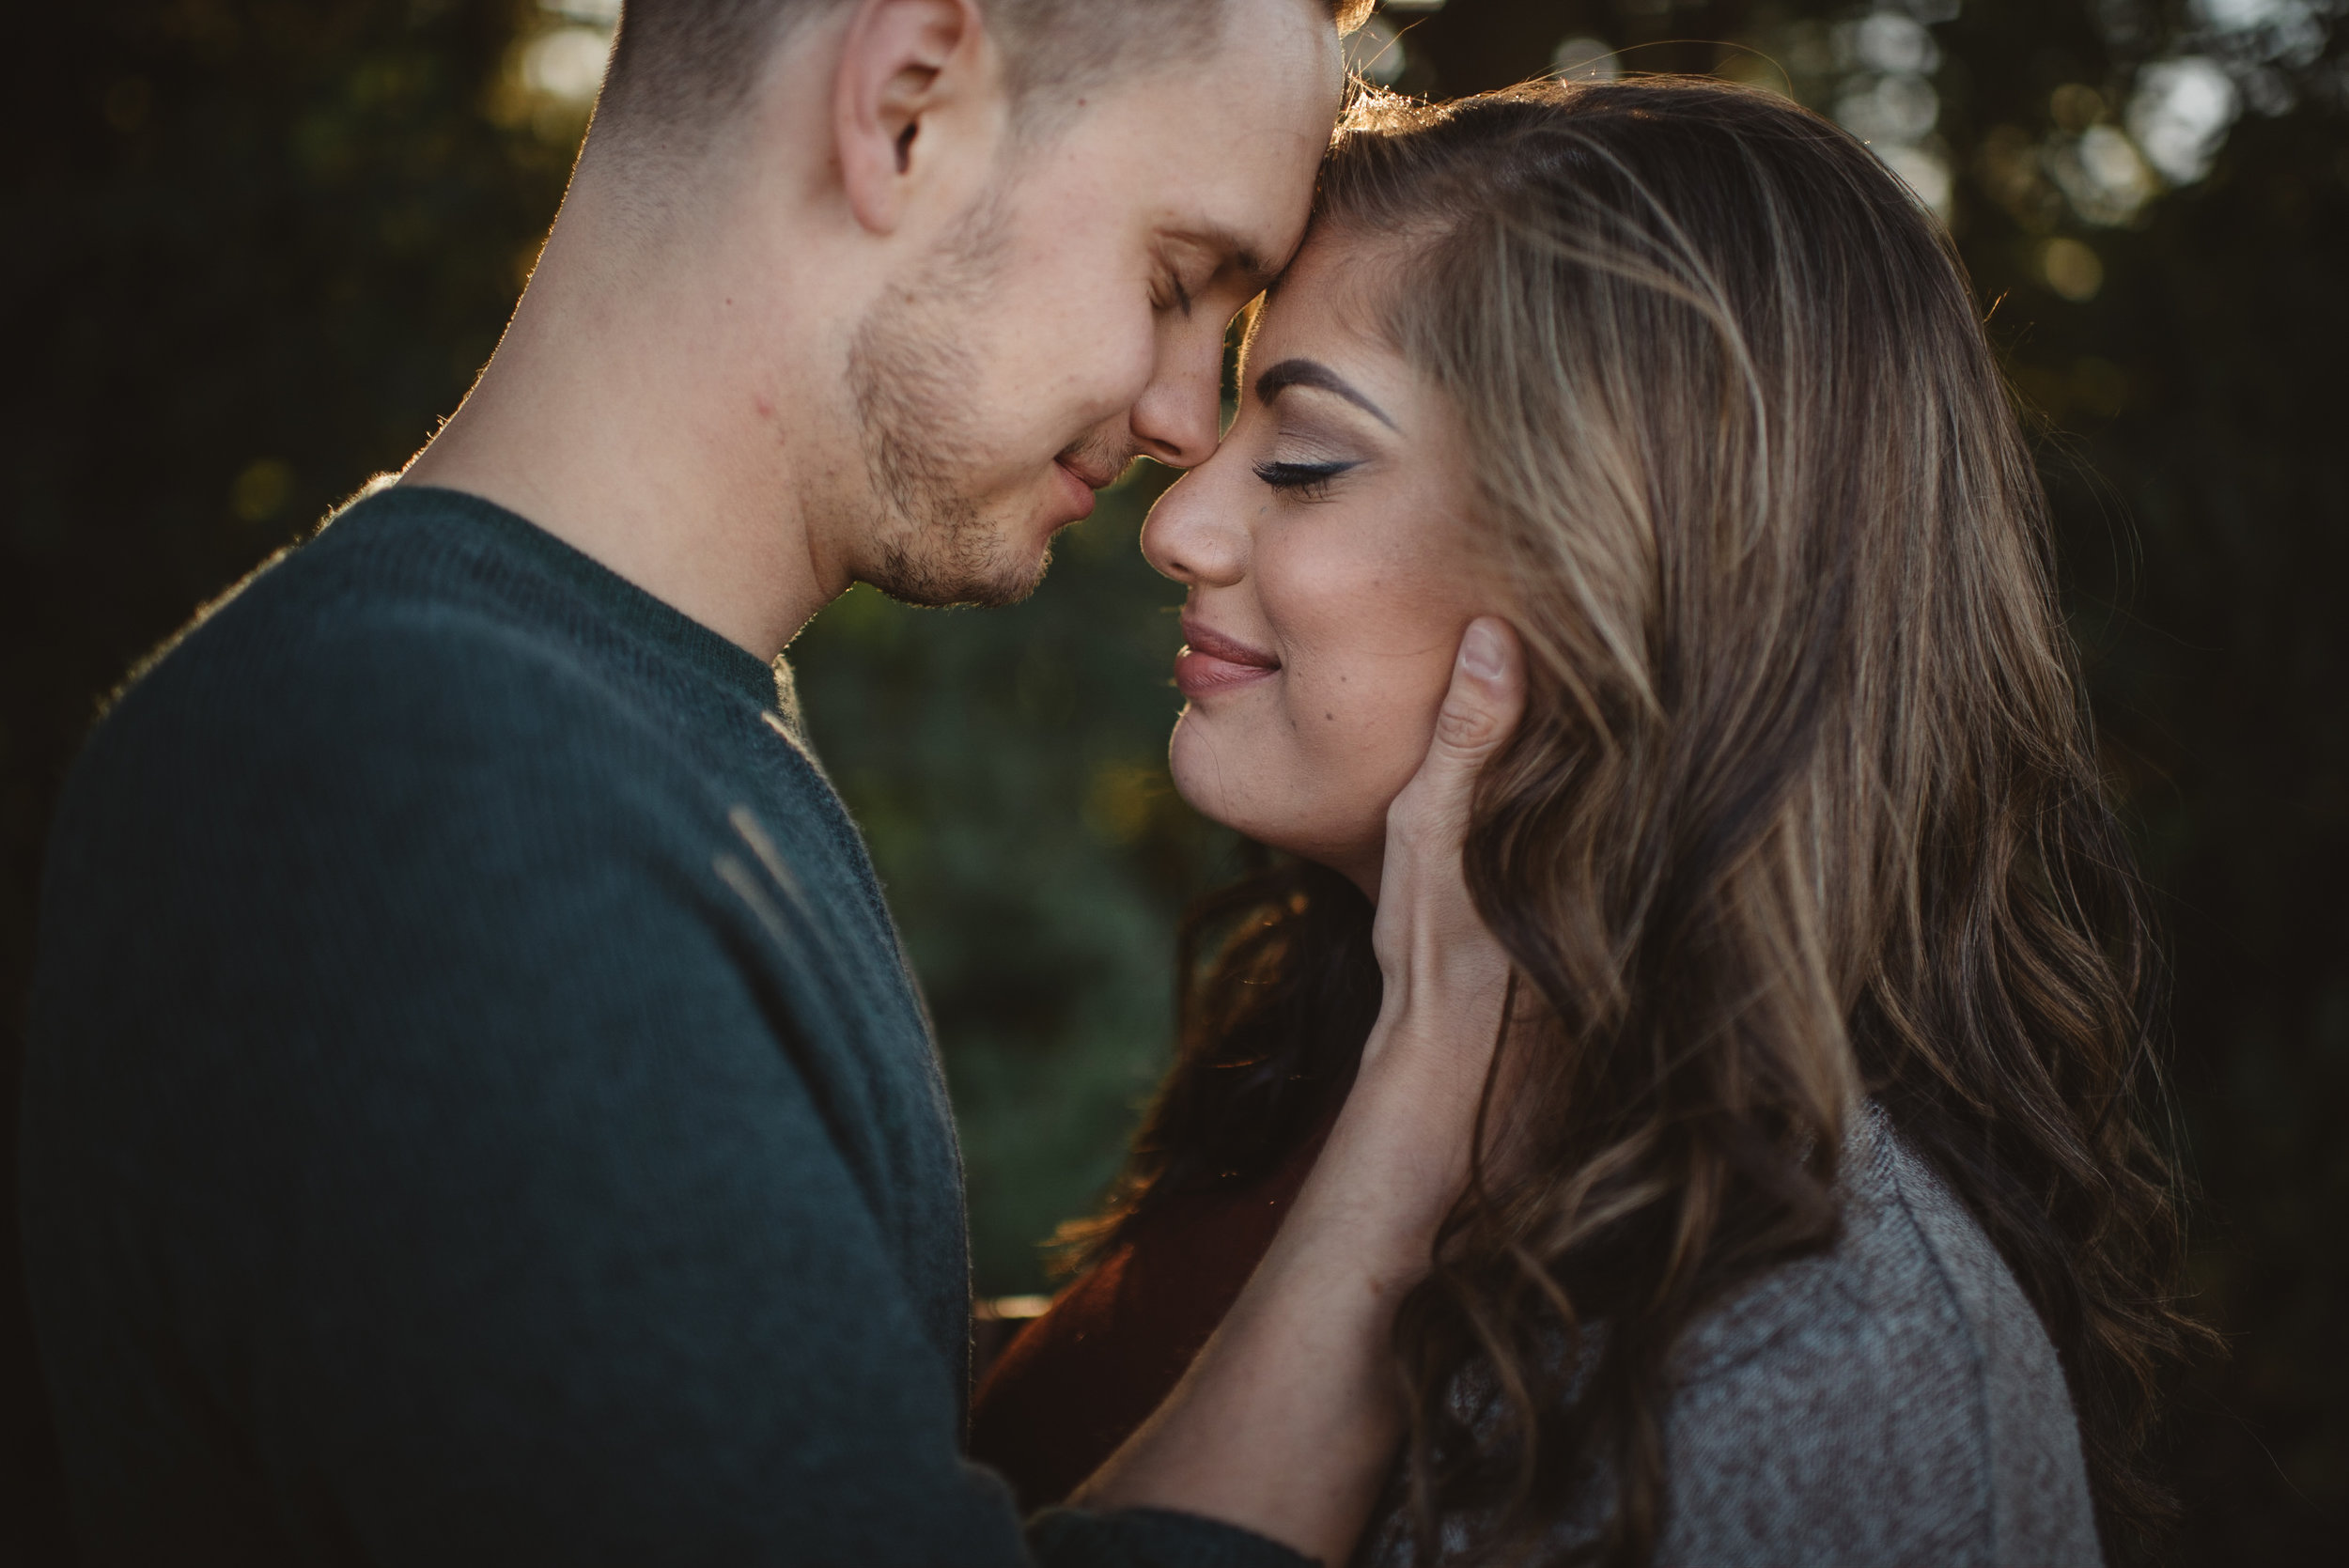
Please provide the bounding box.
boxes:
[20,3,1525,1562]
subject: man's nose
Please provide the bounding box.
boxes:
[1127,321,1226,471]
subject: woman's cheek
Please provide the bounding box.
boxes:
[1274,665,1404,839]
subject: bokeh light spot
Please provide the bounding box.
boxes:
[1842,12,1939,75]
[1552,37,1620,83]
[2042,237,2106,302]
[1878,143,1954,220]
[523,26,613,103]
[2046,124,2158,226]
[229,459,295,525]
[1345,18,1408,85]
[2129,56,2242,184]
[2050,83,2106,133]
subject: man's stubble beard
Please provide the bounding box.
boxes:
[847,189,1053,611]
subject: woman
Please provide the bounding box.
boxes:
[976,79,2205,1565]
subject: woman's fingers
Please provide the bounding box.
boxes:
[1388,617,1527,854]
[1371,617,1526,1005]
[1357,617,1527,1119]
[1423,616,1526,818]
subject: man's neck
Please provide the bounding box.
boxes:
[400,165,860,664]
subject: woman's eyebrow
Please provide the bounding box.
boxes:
[1252,357,1397,430]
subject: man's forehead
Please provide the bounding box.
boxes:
[1113,11,1344,272]
[1141,116,1330,279]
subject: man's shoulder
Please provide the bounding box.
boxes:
[73,489,750,840]
[117,489,627,722]
[40,489,786,1017]
[30,490,882,1130]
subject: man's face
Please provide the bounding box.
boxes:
[848,3,1342,608]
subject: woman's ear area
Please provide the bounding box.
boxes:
[832,0,1003,235]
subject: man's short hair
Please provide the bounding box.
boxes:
[599,0,1372,150]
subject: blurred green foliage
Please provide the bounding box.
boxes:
[791,498,1237,1302]
[4,2,2345,1563]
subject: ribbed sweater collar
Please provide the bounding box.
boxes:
[342,483,786,715]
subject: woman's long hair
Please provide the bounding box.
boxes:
[1082,79,2207,1565]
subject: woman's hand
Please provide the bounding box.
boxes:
[1361,614,1527,1100]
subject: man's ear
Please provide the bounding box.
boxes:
[833,0,992,235]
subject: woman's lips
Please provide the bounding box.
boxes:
[1175,618,1280,699]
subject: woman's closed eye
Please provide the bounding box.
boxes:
[1252,458,1361,501]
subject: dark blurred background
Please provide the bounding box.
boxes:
[5,0,2343,1560]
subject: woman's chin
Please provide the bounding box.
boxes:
[1170,724,1285,846]
[1165,768,1256,847]
[1167,793,1367,893]
[1168,718,1389,885]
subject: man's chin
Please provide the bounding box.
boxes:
[865,539,1052,611]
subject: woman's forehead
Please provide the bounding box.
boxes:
[1241,241,1421,411]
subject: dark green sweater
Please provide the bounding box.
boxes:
[20,486,1303,1568]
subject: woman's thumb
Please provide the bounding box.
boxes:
[1427,617,1526,777]
[1388,617,1526,860]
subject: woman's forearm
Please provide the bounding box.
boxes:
[1068,1008,1496,1561]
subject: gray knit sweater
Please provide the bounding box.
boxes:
[1362,1103,2103,1567]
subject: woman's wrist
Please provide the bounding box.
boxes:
[1295,1017,1498,1267]
[1359,949,1512,1087]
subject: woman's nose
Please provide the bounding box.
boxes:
[1141,461,1250,588]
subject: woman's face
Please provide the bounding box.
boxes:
[1143,232,1494,894]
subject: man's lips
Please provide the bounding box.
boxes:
[1175,617,1280,699]
[1050,458,1103,523]
[1050,456,1123,525]
[1059,455,1124,490]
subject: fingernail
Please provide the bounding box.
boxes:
[1460,621,1505,681]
